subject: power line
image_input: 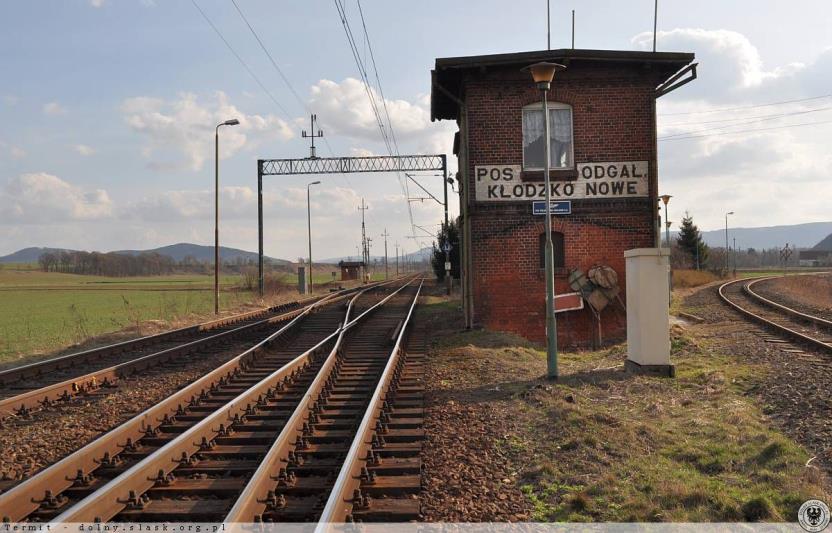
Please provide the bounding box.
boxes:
[658,105,832,140]
[658,94,832,116]
[661,104,832,127]
[658,118,832,141]
[189,0,291,120]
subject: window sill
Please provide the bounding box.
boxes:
[522,169,577,182]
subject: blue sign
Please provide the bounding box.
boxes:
[532,200,572,215]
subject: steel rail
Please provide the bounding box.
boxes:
[222,279,418,522]
[0,295,319,386]
[39,280,413,522]
[744,275,832,329]
[0,286,380,418]
[718,275,832,353]
[0,288,355,522]
[316,278,423,526]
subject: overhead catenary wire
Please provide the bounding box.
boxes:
[658,105,832,140]
[189,0,292,121]
[658,118,832,141]
[660,104,832,127]
[658,93,832,116]
[333,0,425,247]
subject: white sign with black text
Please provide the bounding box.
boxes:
[474,161,649,202]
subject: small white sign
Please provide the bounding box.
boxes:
[444,262,451,270]
[474,161,649,202]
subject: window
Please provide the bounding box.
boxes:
[539,232,565,269]
[522,102,574,170]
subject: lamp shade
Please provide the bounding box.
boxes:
[524,62,566,85]
[223,119,240,126]
[660,194,672,205]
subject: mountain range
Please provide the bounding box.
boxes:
[0,243,289,265]
[679,221,832,250]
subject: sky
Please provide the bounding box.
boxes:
[1,0,831,259]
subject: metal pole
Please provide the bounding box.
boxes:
[395,243,399,276]
[257,161,264,297]
[381,229,389,280]
[664,202,670,248]
[546,0,550,50]
[653,0,658,52]
[571,10,575,49]
[214,126,220,315]
[733,237,737,277]
[724,213,729,274]
[443,159,449,227]
[307,184,313,295]
[542,89,558,380]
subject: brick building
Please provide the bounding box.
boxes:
[431,48,696,346]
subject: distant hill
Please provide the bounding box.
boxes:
[813,233,832,252]
[0,243,288,265]
[677,221,832,250]
[0,247,76,264]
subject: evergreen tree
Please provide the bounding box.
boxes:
[676,212,709,269]
[431,217,461,281]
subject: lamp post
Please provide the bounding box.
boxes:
[214,118,239,315]
[307,180,321,294]
[659,195,672,247]
[525,61,566,380]
[724,211,734,275]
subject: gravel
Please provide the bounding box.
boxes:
[682,283,832,482]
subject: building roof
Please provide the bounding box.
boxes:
[338,260,365,267]
[431,48,696,121]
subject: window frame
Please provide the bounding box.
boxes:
[521,101,575,171]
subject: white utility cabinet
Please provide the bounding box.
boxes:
[624,248,674,377]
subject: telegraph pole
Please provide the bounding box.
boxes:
[358,198,368,281]
[395,242,399,277]
[381,229,390,280]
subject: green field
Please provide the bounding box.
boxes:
[0,264,397,364]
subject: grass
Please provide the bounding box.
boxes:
[672,269,721,288]
[424,297,829,523]
[0,286,255,364]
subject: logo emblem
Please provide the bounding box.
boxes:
[799,500,830,532]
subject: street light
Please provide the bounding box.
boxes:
[307,180,321,294]
[659,195,672,248]
[524,61,566,380]
[214,118,240,315]
[725,211,734,275]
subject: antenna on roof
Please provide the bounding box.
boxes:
[652,0,658,52]
[571,9,575,49]
[546,0,551,50]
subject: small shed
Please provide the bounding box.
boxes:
[339,260,365,281]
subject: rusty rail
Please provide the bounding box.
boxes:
[222,280,417,522]
[0,288,359,522]
[316,279,423,526]
[718,274,832,353]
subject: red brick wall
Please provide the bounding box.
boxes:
[462,64,667,346]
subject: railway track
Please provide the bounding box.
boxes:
[0,288,369,418]
[718,274,832,355]
[0,277,425,524]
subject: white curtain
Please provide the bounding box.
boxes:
[523,107,572,169]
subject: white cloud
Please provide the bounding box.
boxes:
[121,91,293,171]
[638,28,832,231]
[89,0,106,7]
[74,144,96,156]
[9,146,26,159]
[307,78,455,155]
[42,101,67,116]
[0,173,113,223]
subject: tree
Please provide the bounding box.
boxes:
[676,212,709,269]
[431,217,461,282]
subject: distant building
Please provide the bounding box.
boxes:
[798,250,832,267]
[339,260,364,281]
